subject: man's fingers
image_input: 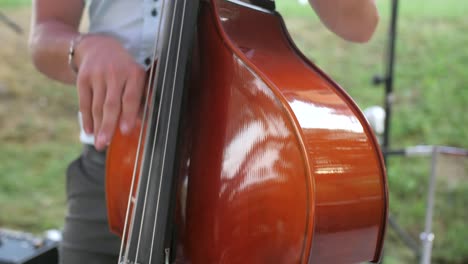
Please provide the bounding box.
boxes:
[77,70,93,134]
[97,75,124,149]
[120,68,145,134]
[91,78,106,148]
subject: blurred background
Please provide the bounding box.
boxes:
[0,0,467,263]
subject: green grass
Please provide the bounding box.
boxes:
[0,0,30,8]
[277,0,468,19]
[0,1,467,263]
[0,5,82,233]
[0,143,78,231]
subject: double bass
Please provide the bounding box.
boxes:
[105,0,388,263]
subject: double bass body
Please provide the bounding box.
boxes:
[106,0,388,263]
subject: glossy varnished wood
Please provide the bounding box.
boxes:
[179,5,310,263]
[106,0,388,263]
[209,1,388,263]
[106,120,143,236]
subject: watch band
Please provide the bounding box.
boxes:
[68,34,85,74]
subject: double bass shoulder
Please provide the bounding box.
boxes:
[106,1,388,263]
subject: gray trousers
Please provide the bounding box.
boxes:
[60,145,121,264]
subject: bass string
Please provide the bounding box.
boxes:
[132,0,182,261]
[148,0,187,262]
[118,0,168,262]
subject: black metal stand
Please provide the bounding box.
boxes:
[0,11,23,34]
[373,0,399,159]
[373,0,421,262]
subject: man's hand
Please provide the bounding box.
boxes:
[74,35,146,150]
[30,0,147,151]
[309,0,379,43]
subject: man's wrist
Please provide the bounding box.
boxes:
[68,34,86,74]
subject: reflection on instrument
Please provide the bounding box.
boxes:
[106,0,388,263]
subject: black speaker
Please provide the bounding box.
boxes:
[0,229,58,264]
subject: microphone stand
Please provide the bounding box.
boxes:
[0,11,23,34]
[373,0,421,262]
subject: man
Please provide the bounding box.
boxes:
[29,0,378,263]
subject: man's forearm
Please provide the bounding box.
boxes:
[309,0,379,43]
[29,0,84,84]
[29,21,79,84]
